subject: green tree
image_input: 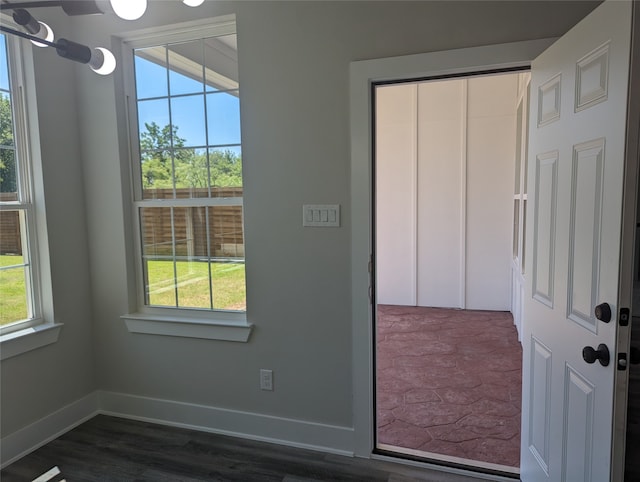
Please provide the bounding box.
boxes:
[139,121,190,189]
[173,149,243,189]
[139,121,243,191]
[209,149,242,188]
[175,151,209,189]
[0,94,17,193]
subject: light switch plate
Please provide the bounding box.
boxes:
[303,204,340,227]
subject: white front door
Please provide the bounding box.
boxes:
[521,1,633,480]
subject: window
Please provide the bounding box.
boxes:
[0,32,58,358]
[0,34,40,330]
[122,16,251,341]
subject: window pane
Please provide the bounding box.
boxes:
[174,148,209,195]
[0,93,14,147]
[145,258,177,307]
[173,206,211,309]
[175,257,212,309]
[0,35,9,92]
[0,209,22,255]
[0,146,17,200]
[207,91,241,146]
[211,205,244,259]
[141,149,174,197]
[0,209,28,325]
[171,94,206,147]
[138,100,172,197]
[138,99,170,143]
[141,206,173,258]
[0,264,28,325]
[209,147,242,191]
[211,260,245,311]
[141,206,177,307]
[210,205,245,311]
[205,34,238,92]
[1,91,18,200]
[135,48,168,99]
[169,40,205,96]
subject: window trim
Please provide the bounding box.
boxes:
[0,25,60,358]
[119,15,252,342]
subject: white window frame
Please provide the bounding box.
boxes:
[119,15,252,342]
[0,29,60,360]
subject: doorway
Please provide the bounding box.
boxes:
[373,72,526,475]
[350,10,637,477]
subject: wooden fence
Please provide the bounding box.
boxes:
[141,187,244,258]
[0,189,245,258]
[0,193,21,255]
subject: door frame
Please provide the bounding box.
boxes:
[613,2,640,480]
[350,31,638,479]
[349,37,556,460]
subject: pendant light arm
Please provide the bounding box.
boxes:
[0,1,103,16]
[0,24,115,75]
[0,2,64,11]
[0,24,56,48]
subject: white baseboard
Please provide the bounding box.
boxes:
[1,390,355,469]
[0,392,99,468]
[97,390,355,457]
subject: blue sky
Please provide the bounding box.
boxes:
[135,55,241,154]
[0,35,10,93]
[0,36,241,156]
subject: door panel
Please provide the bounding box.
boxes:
[528,337,552,474]
[563,365,595,482]
[532,151,558,307]
[568,138,605,331]
[520,1,632,481]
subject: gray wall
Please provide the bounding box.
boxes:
[2,1,599,440]
[0,12,96,436]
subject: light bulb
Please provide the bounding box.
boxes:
[31,22,54,48]
[12,9,54,47]
[89,47,117,75]
[183,0,205,6]
[109,0,147,20]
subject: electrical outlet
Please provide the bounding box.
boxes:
[260,369,273,391]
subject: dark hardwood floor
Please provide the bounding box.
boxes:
[1,415,498,481]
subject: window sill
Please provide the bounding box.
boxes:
[121,313,253,342]
[0,323,64,361]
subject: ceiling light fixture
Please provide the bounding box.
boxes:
[0,0,204,75]
[107,0,147,21]
[0,25,117,75]
[11,8,54,47]
[56,38,117,75]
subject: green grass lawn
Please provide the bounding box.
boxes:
[146,259,246,311]
[0,256,246,326]
[0,255,28,325]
